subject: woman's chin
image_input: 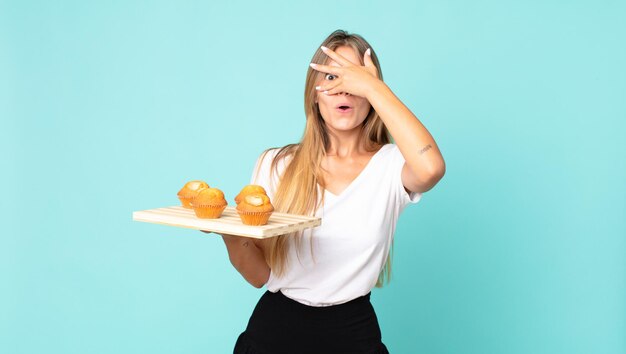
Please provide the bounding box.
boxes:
[327,123,360,133]
[326,118,366,132]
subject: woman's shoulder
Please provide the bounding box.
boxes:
[259,144,298,163]
[368,143,403,168]
[374,143,397,156]
[254,144,298,174]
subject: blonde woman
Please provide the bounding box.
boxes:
[217,29,445,353]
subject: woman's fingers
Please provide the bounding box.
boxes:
[363,48,374,68]
[363,48,379,79]
[320,46,354,66]
[309,63,341,75]
[316,78,342,94]
[311,47,380,97]
[323,86,342,95]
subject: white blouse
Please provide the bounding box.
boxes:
[250,143,422,306]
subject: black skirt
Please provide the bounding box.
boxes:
[233,290,390,354]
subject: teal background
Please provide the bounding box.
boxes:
[2,0,624,353]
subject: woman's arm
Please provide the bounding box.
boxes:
[312,46,446,193]
[364,80,446,194]
[204,231,270,288]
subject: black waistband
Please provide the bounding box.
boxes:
[266,290,372,318]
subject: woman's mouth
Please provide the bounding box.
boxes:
[335,104,353,114]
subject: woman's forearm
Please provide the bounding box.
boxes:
[221,234,270,288]
[365,80,446,180]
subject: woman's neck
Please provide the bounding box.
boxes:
[325,129,365,158]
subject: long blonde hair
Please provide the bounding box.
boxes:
[259,30,395,287]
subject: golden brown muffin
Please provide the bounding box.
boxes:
[191,188,228,219]
[234,184,267,204]
[236,193,274,225]
[177,180,209,208]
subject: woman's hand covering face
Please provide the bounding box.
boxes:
[310,46,379,98]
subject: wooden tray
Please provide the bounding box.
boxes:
[132,206,321,239]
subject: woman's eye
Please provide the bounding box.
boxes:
[325,74,337,81]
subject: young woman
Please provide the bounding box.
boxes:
[215,29,445,353]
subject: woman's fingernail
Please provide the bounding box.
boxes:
[366,48,371,56]
[321,46,328,51]
[323,90,329,94]
[310,63,317,68]
[315,86,321,90]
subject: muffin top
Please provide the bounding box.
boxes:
[193,188,227,207]
[178,180,209,198]
[235,184,267,204]
[236,193,274,213]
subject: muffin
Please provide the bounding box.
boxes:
[236,193,274,225]
[177,180,209,208]
[234,184,268,204]
[191,188,228,219]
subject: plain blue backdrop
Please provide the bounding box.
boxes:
[2,1,624,353]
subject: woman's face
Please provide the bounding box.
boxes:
[316,46,371,133]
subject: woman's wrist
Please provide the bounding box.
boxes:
[364,78,389,103]
[221,234,253,248]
